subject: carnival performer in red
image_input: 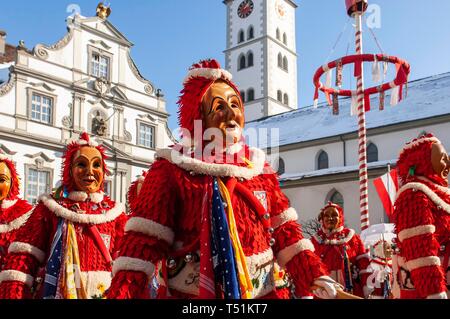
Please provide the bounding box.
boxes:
[0,133,127,299]
[311,202,370,298]
[0,154,33,268]
[107,59,340,299]
[366,238,394,299]
[392,133,450,299]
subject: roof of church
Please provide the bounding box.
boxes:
[246,72,450,148]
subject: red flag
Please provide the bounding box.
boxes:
[373,169,399,221]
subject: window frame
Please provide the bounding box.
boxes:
[238,54,246,70]
[88,45,113,82]
[136,120,156,150]
[247,51,254,67]
[317,150,329,170]
[24,164,53,205]
[247,88,255,102]
[367,142,379,163]
[238,29,245,43]
[247,26,254,40]
[27,88,57,126]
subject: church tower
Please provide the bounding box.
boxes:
[224,0,298,122]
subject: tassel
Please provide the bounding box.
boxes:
[399,84,404,102]
[372,56,380,82]
[390,86,400,106]
[325,92,332,106]
[336,60,343,88]
[364,94,371,112]
[379,88,385,111]
[350,92,358,116]
[313,87,319,108]
[383,60,388,78]
[332,93,339,115]
[325,69,332,88]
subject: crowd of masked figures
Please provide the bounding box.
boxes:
[0,59,448,300]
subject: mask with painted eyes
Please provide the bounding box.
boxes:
[0,161,11,202]
[71,146,104,193]
[431,142,450,180]
[201,80,245,148]
[321,206,340,231]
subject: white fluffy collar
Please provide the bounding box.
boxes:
[1,199,18,210]
[156,147,266,180]
[314,228,355,245]
[0,208,34,234]
[320,226,344,235]
[396,181,450,215]
[39,194,123,225]
[67,191,104,203]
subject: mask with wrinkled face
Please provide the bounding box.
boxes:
[71,146,104,194]
[0,162,11,202]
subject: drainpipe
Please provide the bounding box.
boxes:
[339,135,347,166]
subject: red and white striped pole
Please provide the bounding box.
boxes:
[354,12,370,232]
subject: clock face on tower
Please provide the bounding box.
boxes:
[237,0,254,19]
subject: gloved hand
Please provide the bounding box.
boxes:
[426,292,448,299]
[312,276,339,299]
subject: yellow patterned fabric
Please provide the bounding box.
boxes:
[217,178,253,299]
[59,222,87,299]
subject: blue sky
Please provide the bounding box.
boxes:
[1,0,450,130]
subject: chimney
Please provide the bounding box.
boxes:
[0,30,6,55]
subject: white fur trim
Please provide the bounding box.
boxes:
[426,292,448,299]
[406,256,441,271]
[67,191,104,203]
[396,182,450,215]
[0,154,8,161]
[0,208,34,234]
[0,270,34,287]
[125,217,174,245]
[70,138,98,147]
[112,256,155,277]
[398,225,436,242]
[156,147,266,180]
[313,229,355,245]
[1,199,18,209]
[184,67,233,83]
[8,242,46,263]
[271,207,298,229]
[399,138,440,157]
[356,252,370,261]
[277,239,315,268]
[39,194,123,225]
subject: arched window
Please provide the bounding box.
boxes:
[276,28,280,40]
[247,51,254,67]
[277,90,282,102]
[317,150,329,170]
[247,88,255,101]
[283,56,288,71]
[240,91,245,102]
[238,29,245,43]
[277,53,283,68]
[283,32,287,45]
[367,142,378,163]
[277,157,285,175]
[238,54,246,70]
[247,26,254,40]
[283,93,289,106]
[329,190,344,209]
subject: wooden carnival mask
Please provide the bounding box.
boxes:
[71,146,104,194]
[431,142,450,180]
[0,162,12,202]
[201,80,245,147]
[321,206,341,231]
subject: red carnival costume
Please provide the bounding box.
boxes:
[0,133,127,299]
[311,203,370,298]
[392,134,450,299]
[0,155,33,268]
[107,59,336,299]
[367,238,393,299]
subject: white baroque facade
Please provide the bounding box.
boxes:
[0,13,174,206]
[224,0,298,122]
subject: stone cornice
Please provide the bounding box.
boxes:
[11,65,169,119]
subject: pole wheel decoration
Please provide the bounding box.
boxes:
[312,0,410,232]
